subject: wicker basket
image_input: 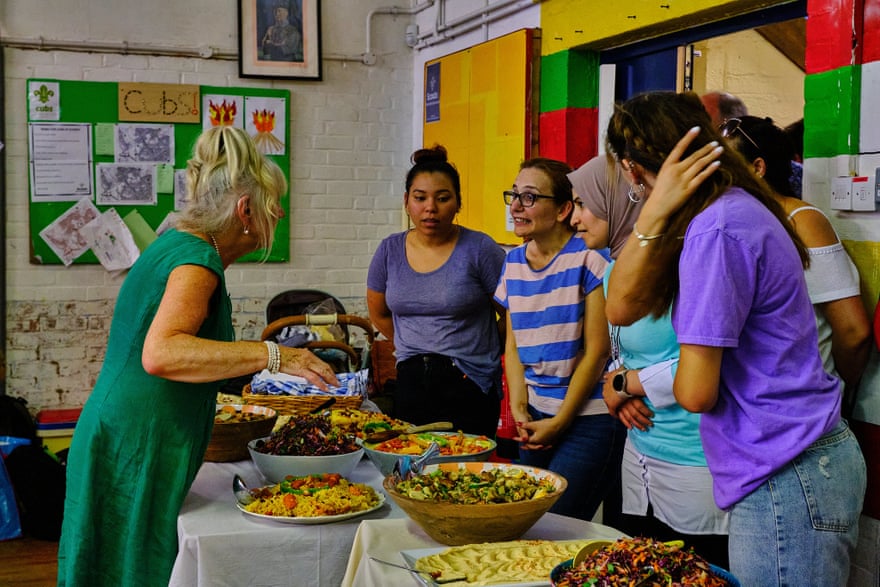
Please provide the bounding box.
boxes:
[242,384,363,416]
[205,404,277,462]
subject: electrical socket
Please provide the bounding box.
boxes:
[851,176,875,211]
[830,176,852,210]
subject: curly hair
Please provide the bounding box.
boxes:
[175,126,286,261]
[605,91,807,317]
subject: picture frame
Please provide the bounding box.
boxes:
[238,0,322,80]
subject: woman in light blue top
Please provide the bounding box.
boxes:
[569,154,728,567]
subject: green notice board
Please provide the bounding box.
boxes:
[26,79,291,264]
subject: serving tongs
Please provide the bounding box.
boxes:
[363,421,454,444]
[369,556,466,584]
[391,441,441,481]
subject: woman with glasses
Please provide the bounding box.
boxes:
[568,154,729,567]
[722,115,871,403]
[604,91,865,586]
[367,145,505,438]
[494,157,625,522]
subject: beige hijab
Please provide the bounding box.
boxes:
[567,154,642,259]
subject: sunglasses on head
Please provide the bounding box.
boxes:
[719,117,760,151]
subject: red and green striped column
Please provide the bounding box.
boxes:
[538,49,600,167]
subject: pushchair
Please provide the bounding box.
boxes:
[261,289,375,374]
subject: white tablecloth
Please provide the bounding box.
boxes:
[340,516,625,587]
[169,459,402,587]
[170,458,625,587]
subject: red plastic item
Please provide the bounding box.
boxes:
[36,408,82,425]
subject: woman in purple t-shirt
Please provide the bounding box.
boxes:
[603,91,865,586]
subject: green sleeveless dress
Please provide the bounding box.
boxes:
[58,229,233,587]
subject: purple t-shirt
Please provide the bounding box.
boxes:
[672,187,840,510]
[367,227,506,397]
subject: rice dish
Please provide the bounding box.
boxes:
[243,473,380,517]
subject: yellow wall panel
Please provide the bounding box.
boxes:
[540,0,782,55]
[423,29,537,244]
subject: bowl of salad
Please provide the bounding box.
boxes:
[360,431,496,477]
[247,413,364,483]
[384,461,566,545]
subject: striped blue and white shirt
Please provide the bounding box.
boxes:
[494,234,611,416]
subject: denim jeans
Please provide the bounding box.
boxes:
[728,420,865,586]
[518,406,626,522]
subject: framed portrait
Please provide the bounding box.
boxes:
[239,0,322,80]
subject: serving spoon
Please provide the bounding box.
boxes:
[233,474,255,506]
[363,421,454,444]
[369,556,466,584]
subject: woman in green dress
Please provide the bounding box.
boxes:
[57,126,338,587]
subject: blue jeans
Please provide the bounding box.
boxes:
[728,420,865,586]
[518,407,626,521]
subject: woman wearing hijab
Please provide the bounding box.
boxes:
[568,154,729,567]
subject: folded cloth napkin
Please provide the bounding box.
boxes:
[250,368,369,397]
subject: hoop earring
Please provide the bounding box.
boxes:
[628,183,645,204]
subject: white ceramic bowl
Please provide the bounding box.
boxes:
[360,432,496,477]
[247,437,364,483]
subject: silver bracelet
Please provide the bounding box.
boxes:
[263,340,281,374]
[633,223,664,247]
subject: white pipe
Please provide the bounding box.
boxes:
[416,0,532,49]
[0,36,237,60]
[364,0,435,65]
[417,0,525,41]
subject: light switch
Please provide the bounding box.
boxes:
[830,176,852,210]
[852,176,875,211]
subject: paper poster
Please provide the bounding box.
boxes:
[115,123,175,164]
[425,62,440,123]
[203,94,245,129]
[174,169,189,210]
[245,96,286,155]
[79,208,140,272]
[38,198,101,266]
[29,81,60,121]
[28,123,94,202]
[96,163,158,206]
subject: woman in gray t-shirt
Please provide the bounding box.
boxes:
[367,145,505,437]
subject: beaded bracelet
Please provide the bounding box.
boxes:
[633,223,664,247]
[264,340,281,374]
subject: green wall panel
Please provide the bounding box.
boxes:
[803,66,861,157]
[539,50,599,112]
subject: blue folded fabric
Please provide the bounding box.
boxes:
[250,368,369,397]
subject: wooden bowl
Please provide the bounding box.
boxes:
[205,404,277,462]
[383,462,567,546]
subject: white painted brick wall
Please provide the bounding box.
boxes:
[2,0,412,411]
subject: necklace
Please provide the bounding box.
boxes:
[208,233,221,258]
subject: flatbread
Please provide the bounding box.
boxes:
[414,539,598,586]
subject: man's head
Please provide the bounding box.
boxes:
[700,91,748,126]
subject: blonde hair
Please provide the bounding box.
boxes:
[176,126,286,261]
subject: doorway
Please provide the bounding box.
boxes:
[602,0,806,128]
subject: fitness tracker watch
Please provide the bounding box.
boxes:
[612,368,634,400]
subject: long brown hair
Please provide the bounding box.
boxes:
[605,91,808,317]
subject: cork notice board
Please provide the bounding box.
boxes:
[423,29,539,245]
[26,79,291,265]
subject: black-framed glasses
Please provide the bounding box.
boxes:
[502,190,555,207]
[719,117,760,151]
